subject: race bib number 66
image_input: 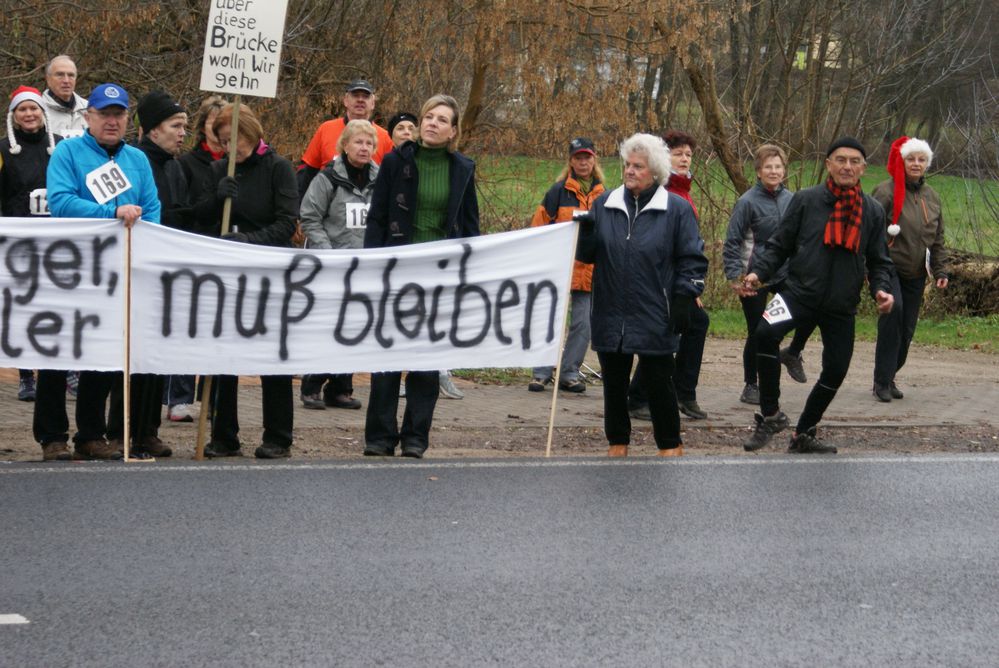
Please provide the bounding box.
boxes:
[86,161,133,205]
[762,293,793,325]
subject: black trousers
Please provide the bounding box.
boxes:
[627,304,709,407]
[73,370,115,445]
[740,290,814,385]
[108,374,164,441]
[210,375,293,448]
[301,373,353,398]
[365,371,439,454]
[755,292,855,435]
[874,274,925,386]
[33,369,68,445]
[600,351,681,449]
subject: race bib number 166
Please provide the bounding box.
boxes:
[762,293,793,325]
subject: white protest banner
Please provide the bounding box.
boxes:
[0,219,124,371]
[129,223,576,375]
[199,0,290,98]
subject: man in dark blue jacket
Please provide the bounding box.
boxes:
[742,137,894,454]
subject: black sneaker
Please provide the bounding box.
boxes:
[789,427,837,454]
[739,383,760,405]
[779,347,807,383]
[18,374,36,402]
[889,381,904,399]
[401,446,425,459]
[678,399,707,420]
[629,406,652,421]
[204,442,242,458]
[744,411,790,451]
[528,377,551,392]
[255,443,291,459]
[872,383,893,402]
[363,444,394,457]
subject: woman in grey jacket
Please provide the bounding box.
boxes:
[723,144,810,404]
[298,119,380,410]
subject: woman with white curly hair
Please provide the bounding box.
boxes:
[870,136,949,402]
[575,133,708,457]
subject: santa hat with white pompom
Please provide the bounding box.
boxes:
[886,136,934,243]
[7,86,55,156]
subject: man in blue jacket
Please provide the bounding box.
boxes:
[741,137,894,455]
[47,83,162,460]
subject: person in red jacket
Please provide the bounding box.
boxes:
[528,137,605,393]
[296,80,393,198]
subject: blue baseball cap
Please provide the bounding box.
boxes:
[87,83,129,110]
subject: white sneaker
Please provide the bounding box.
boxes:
[168,403,197,422]
[439,372,464,400]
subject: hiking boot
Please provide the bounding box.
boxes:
[133,436,172,458]
[18,373,36,401]
[559,378,586,393]
[325,393,362,409]
[204,441,242,458]
[629,406,652,421]
[74,439,124,461]
[740,383,760,405]
[42,441,72,461]
[780,347,807,383]
[678,399,707,420]
[66,371,79,399]
[301,392,326,410]
[743,411,790,452]
[363,444,394,457]
[889,381,904,399]
[167,403,196,422]
[401,446,425,459]
[872,383,893,402]
[528,377,551,392]
[438,373,464,399]
[789,427,837,454]
[255,443,291,459]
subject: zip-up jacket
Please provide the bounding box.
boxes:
[40,90,88,138]
[752,183,893,315]
[47,130,161,223]
[299,155,379,250]
[577,184,708,355]
[135,136,192,231]
[723,180,793,282]
[364,140,479,248]
[871,178,948,281]
[0,129,62,217]
[530,174,605,291]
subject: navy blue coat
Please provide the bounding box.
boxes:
[578,185,708,355]
[363,140,480,248]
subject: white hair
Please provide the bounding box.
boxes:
[900,137,933,168]
[619,133,671,184]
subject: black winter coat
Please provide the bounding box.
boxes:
[136,136,192,231]
[0,128,61,217]
[363,140,479,248]
[195,146,298,247]
[178,143,218,222]
[752,183,893,315]
[577,185,708,355]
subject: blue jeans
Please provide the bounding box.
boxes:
[533,290,591,382]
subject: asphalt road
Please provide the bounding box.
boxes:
[2,454,998,667]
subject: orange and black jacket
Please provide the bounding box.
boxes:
[530,175,605,291]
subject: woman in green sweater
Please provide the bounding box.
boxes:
[362,94,480,458]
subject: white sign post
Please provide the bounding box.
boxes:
[199,0,290,98]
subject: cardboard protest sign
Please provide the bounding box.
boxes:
[199,0,290,98]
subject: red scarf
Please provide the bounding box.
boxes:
[201,140,225,161]
[666,172,697,217]
[824,176,863,254]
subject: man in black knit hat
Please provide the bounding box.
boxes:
[740,137,895,454]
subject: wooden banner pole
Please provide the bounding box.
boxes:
[195,94,242,461]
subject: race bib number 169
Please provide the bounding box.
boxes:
[762,293,793,325]
[86,161,133,205]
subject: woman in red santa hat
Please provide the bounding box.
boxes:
[870,136,949,402]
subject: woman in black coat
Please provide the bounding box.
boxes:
[361,94,480,458]
[195,103,299,459]
[577,133,708,458]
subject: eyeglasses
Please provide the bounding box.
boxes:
[830,156,865,167]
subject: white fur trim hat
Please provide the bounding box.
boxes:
[7,85,55,155]
[899,137,933,168]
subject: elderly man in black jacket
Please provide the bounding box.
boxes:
[742,137,894,454]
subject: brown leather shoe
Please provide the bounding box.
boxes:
[74,439,124,460]
[133,436,172,458]
[607,444,628,457]
[42,441,72,461]
[657,445,684,457]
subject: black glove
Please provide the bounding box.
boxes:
[670,293,693,334]
[573,211,595,236]
[221,231,249,243]
[216,176,239,202]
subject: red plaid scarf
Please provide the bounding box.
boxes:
[824,176,863,253]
